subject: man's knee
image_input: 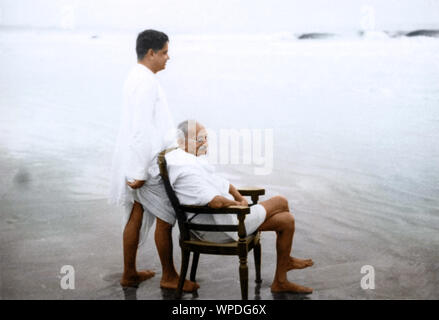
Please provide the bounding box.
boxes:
[127,201,144,225]
[272,195,289,212]
[283,212,295,232]
[156,217,173,231]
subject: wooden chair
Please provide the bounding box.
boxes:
[157,148,265,299]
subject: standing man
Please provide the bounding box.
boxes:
[109,30,197,290]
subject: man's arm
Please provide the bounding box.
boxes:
[208,195,240,209]
[229,184,248,207]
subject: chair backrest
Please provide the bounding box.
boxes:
[157,148,241,241]
[157,148,191,240]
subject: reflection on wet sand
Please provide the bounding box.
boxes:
[122,287,138,300]
[119,278,309,300]
[122,287,200,301]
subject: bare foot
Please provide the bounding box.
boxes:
[288,257,314,270]
[271,280,313,294]
[160,277,200,292]
[120,270,155,288]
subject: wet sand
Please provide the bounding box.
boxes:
[0,153,316,300]
[1,152,437,300]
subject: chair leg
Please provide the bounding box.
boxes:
[190,252,200,282]
[175,249,190,299]
[253,242,262,283]
[239,256,249,300]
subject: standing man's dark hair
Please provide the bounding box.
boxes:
[136,29,169,61]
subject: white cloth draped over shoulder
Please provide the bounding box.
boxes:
[109,63,177,246]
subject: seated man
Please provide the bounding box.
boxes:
[162,119,314,294]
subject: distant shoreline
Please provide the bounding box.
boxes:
[1,25,439,40]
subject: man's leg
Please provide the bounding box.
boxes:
[120,201,155,287]
[258,196,313,293]
[155,217,199,292]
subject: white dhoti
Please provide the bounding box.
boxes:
[122,170,177,247]
[189,204,267,243]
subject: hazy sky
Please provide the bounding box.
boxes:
[1,0,439,33]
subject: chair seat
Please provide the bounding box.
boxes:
[181,232,260,255]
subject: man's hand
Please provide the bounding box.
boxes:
[229,184,248,207]
[209,196,241,209]
[237,198,248,207]
[127,179,146,189]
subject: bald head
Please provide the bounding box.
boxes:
[177,120,208,156]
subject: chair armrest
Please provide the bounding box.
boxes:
[237,187,265,204]
[180,204,250,214]
[237,187,265,197]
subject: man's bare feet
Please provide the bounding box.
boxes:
[287,257,314,270]
[160,277,200,292]
[120,270,155,288]
[271,280,313,294]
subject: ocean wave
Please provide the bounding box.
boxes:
[405,29,439,37]
[296,29,439,40]
[2,26,439,42]
[297,33,335,40]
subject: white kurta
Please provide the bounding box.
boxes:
[109,63,177,246]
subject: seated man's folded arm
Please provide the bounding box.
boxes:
[228,184,248,206]
[208,195,239,209]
